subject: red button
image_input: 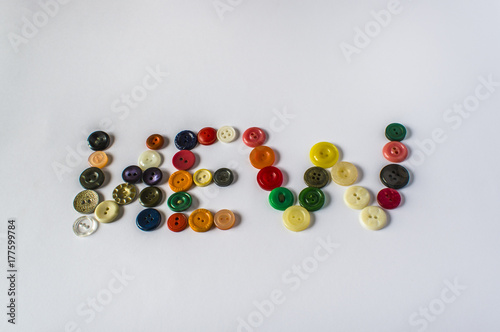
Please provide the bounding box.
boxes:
[167,213,188,232]
[197,127,217,146]
[243,127,266,147]
[383,141,408,163]
[377,188,401,209]
[257,166,283,191]
[172,150,196,170]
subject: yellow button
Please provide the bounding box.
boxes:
[94,201,120,223]
[112,183,137,205]
[169,170,193,192]
[344,186,370,210]
[193,169,213,187]
[189,209,214,232]
[282,206,310,232]
[88,151,109,168]
[360,206,387,231]
[331,161,358,186]
[310,142,339,168]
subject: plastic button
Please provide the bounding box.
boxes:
[73,216,99,237]
[94,201,120,223]
[172,150,196,170]
[249,146,275,169]
[197,127,218,146]
[189,209,214,232]
[193,169,213,187]
[283,206,310,232]
[79,167,105,190]
[385,123,407,141]
[360,206,387,231]
[167,192,192,212]
[88,151,109,168]
[175,130,198,150]
[169,170,193,192]
[217,126,236,143]
[310,142,339,168]
[87,131,110,151]
[138,150,161,170]
[242,127,266,147]
[383,141,408,163]
[112,183,137,205]
[214,209,236,230]
[146,134,165,150]
[122,165,142,184]
[380,164,410,189]
[213,168,234,187]
[299,187,325,211]
[269,187,295,211]
[167,213,188,232]
[344,186,371,210]
[73,190,99,214]
[303,167,330,188]
[377,188,401,210]
[139,187,163,207]
[331,162,358,186]
[143,167,163,186]
[136,208,161,231]
[257,166,283,191]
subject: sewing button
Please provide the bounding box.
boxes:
[138,150,161,170]
[299,187,325,212]
[143,167,163,186]
[385,123,407,141]
[139,187,163,207]
[269,187,295,211]
[167,192,192,212]
[193,169,213,187]
[303,167,330,188]
[168,171,193,192]
[172,150,196,171]
[360,206,387,231]
[331,161,358,186]
[73,190,99,214]
[197,127,218,145]
[167,213,188,232]
[146,134,165,150]
[213,168,234,187]
[242,127,266,147]
[310,142,339,168]
[214,209,236,230]
[383,141,408,163]
[122,165,143,184]
[217,126,236,143]
[189,209,214,232]
[377,188,402,210]
[87,131,110,151]
[380,164,410,189]
[344,186,371,210]
[136,208,162,231]
[88,151,109,168]
[249,146,275,169]
[257,166,283,191]
[174,130,198,150]
[112,183,137,205]
[73,216,99,237]
[94,201,120,223]
[79,167,105,190]
[282,206,310,232]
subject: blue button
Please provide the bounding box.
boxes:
[174,130,198,150]
[136,208,162,231]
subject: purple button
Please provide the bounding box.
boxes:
[143,167,163,186]
[122,165,142,184]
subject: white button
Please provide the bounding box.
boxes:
[344,186,371,210]
[359,206,387,231]
[138,150,161,170]
[73,216,99,237]
[217,126,236,143]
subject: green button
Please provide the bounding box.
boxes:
[269,187,295,211]
[303,167,330,188]
[385,123,407,141]
[139,187,163,207]
[167,192,192,212]
[299,187,325,212]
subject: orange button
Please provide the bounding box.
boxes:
[189,209,214,232]
[214,209,236,230]
[249,146,275,169]
[146,134,164,150]
[168,170,193,192]
[88,151,109,168]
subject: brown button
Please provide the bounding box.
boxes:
[214,209,236,230]
[146,134,165,150]
[88,151,109,168]
[188,209,213,232]
[73,190,99,214]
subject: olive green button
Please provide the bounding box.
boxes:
[139,187,163,207]
[298,187,325,212]
[167,192,192,212]
[269,187,295,211]
[304,167,330,188]
[112,183,137,205]
[94,200,120,223]
[73,190,99,214]
[385,123,407,141]
[79,167,105,190]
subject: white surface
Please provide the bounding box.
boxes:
[1,0,500,331]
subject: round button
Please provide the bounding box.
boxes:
[385,123,407,141]
[283,206,311,232]
[139,187,163,207]
[167,192,192,212]
[344,186,371,210]
[88,151,109,168]
[122,165,142,184]
[189,209,214,232]
[242,127,266,147]
[175,130,198,150]
[304,167,330,188]
[217,126,236,143]
[79,167,105,190]
[143,167,163,186]
[383,141,408,163]
[257,166,283,191]
[197,127,218,145]
[269,187,295,211]
[73,190,99,214]
[136,208,162,231]
[73,216,99,237]
[377,188,401,210]
[138,150,161,170]
[213,168,234,187]
[87,131,110,151]
[299,187,325,212]
[146,134,165,150]
[310,142,339,168]
[193,169,213,187]
[168,171,193,192]
[172,150,196,170]
[380,164,410,189]
[167,213,188,232]
[112,183,137,205]
[214,209,236,230]
[331,162,358,186]
[249,146,275,169]
[360,206,388,231]
[94,201,120,223]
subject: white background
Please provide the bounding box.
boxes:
[1,0,500,331]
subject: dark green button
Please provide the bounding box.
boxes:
[167,192,192,212]
[380,164,410,189]
[79,167,105,190]
[299,187,325,212]
[269,187,295,211]
[139,187,163,207]
[304,167,330,188]
[385,123,407,141]
[213,168,234,187]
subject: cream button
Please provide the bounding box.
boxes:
[344,186,371,210]
[94,201,120,223]
[331,161,358,186]
[138,150,161,170]
[360,206,387,230]
[282,206,310,232]
[217,126,236,143]
[73,216,99,237]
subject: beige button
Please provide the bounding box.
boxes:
[112,183,137,205]
[138,150,161,170]
[217,126,236,143]
[88,151,109,168]
[214,209,236,230]
[360,206,387,231]
[331,161,358,186]
[344,186,371,210]
[94,201,120,223]
[282,206,311,232]
[73,190,99,214]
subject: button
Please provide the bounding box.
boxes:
[188,209,214,232]
[169,171,193,192]
[331,162,358,186]
[73,190,99,214]
[310,142,339,168]
[360,206,387,231]
[136,208,162,231]
[122,165,142,184]
[94,201,120,223]
[112,183,137,205]
[139,187,163,207]
[88,151,109,168]
[197,127,218,146]
[79,167,105,190]
[242,127,266,147]
[269,187,295,211]
[214,209,236,230]
[217,126,236,143]
[167,192,192,212]
[303,167,330,188]
[172,150,196,170]
[138,150,161,170]
[249,146,275,169]
[73,216,99,237]
[383,142,408,163]
[299,187,325,211]
[380,164,410,189]
[257,166,283,191]
[385,123,407,141]
[283,206,310,232]
[87,131,110,151]
[167,213,188,232]
[143,167,163,186]
[377,188,401,210]
[193,169,213,187]
[213,168,234,187]
[344,186,371,210]
[146,134,165,150]
[174,130,198,150]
